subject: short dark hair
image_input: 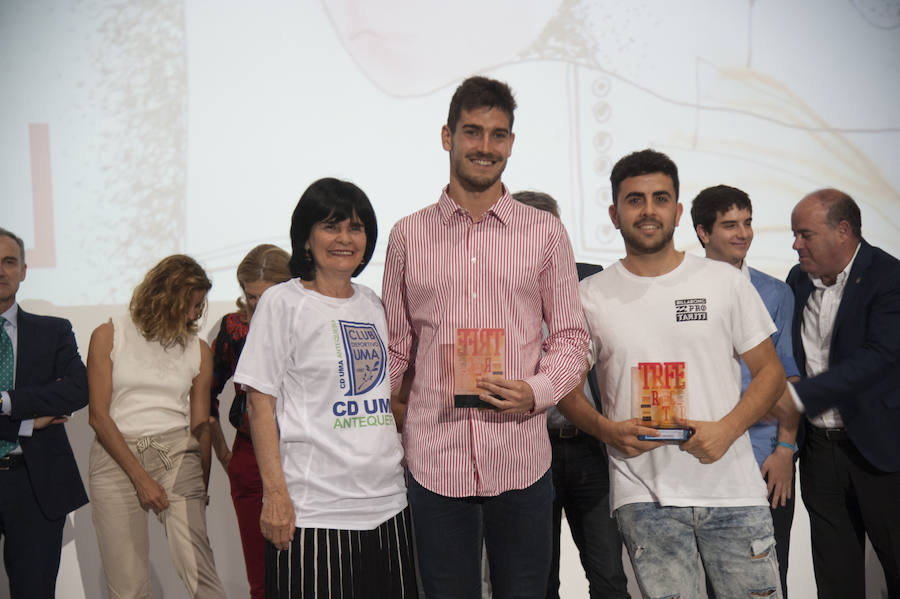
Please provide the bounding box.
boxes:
[609,149,679,205]
[289,178,378,280]
[512,190,560,218]
[690,185,752,247]
[811,188,862,240]
[447,76,516,133]
[0,227,25,262]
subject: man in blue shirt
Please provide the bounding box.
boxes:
[691,185,801,597]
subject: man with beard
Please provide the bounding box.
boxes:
[557,149,786,598]
[382,76,590,599]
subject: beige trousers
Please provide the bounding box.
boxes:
[89,427,226,599]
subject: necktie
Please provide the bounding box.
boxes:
[0,317,18,457]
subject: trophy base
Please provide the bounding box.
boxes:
[454,394,500,410]
[638,426,694,443]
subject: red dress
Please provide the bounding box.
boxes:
[211,312,264,599]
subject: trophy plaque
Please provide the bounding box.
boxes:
[454,328,505,409]
[632,362,693,442]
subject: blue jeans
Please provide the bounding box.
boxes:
[408,470,553,599]
[547,432,629,599]
[707,464,796,599]
[616,503,781,599]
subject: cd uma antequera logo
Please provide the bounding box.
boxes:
[339,320,386,396]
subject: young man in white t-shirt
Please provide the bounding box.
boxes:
[558,149,787,598]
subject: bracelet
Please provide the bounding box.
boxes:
[777,441,798,452]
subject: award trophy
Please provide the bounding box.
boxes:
[632,362,693,442]
[453,328,505,409]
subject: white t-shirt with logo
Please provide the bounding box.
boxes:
[579,253,775,512]
[234,280,407,530]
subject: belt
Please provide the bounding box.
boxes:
[0,454,25,470]
[808,424,849,441]
[548,425,580,439]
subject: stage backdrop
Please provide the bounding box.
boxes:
[2,1,897,597]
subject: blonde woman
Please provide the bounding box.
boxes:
[87,254,225,598]
[208,244,291,599]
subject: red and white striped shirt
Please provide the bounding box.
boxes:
[382,186,590,497]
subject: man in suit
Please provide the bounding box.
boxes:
[785,189,900,597]
[0,227,89,598]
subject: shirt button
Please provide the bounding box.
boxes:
[471,257,476,263]
[472,292,477,299]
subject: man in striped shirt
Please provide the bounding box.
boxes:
[382,76,590,599]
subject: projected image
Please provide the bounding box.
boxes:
[324,0,900,268]
[3,0,899,308]
[2,1,188,304]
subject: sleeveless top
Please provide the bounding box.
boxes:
[109,315,201,437]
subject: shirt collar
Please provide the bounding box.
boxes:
[437,184,513,226]
[810,242,860,290]
[1,303,17,329]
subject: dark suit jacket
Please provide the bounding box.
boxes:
[0,307,89,519]
[576,262,604,408]
[787,240,900,473]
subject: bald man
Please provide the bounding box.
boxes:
[785,189,900,598]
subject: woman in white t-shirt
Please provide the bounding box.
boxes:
[86,254,225,598]
[234,178,416,599]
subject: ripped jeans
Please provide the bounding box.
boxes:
[616,503,781,599]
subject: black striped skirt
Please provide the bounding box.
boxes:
[266,507,418,599]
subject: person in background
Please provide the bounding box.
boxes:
[0,227,89,598]
[512,191,629,599]
[209,243,291,599]
[87,254,226,598]
[234,178,417,598]
[690,184,801,597]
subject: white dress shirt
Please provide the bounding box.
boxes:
[793,243,860,428]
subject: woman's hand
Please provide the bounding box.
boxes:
[260,490,295,550]
[134,474,169,514]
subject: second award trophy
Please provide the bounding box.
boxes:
[632,361,693,442]
[454,328,505,409]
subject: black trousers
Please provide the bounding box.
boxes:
[0,462,66,599]
[546,432,629,599]
[800,422,900,599]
